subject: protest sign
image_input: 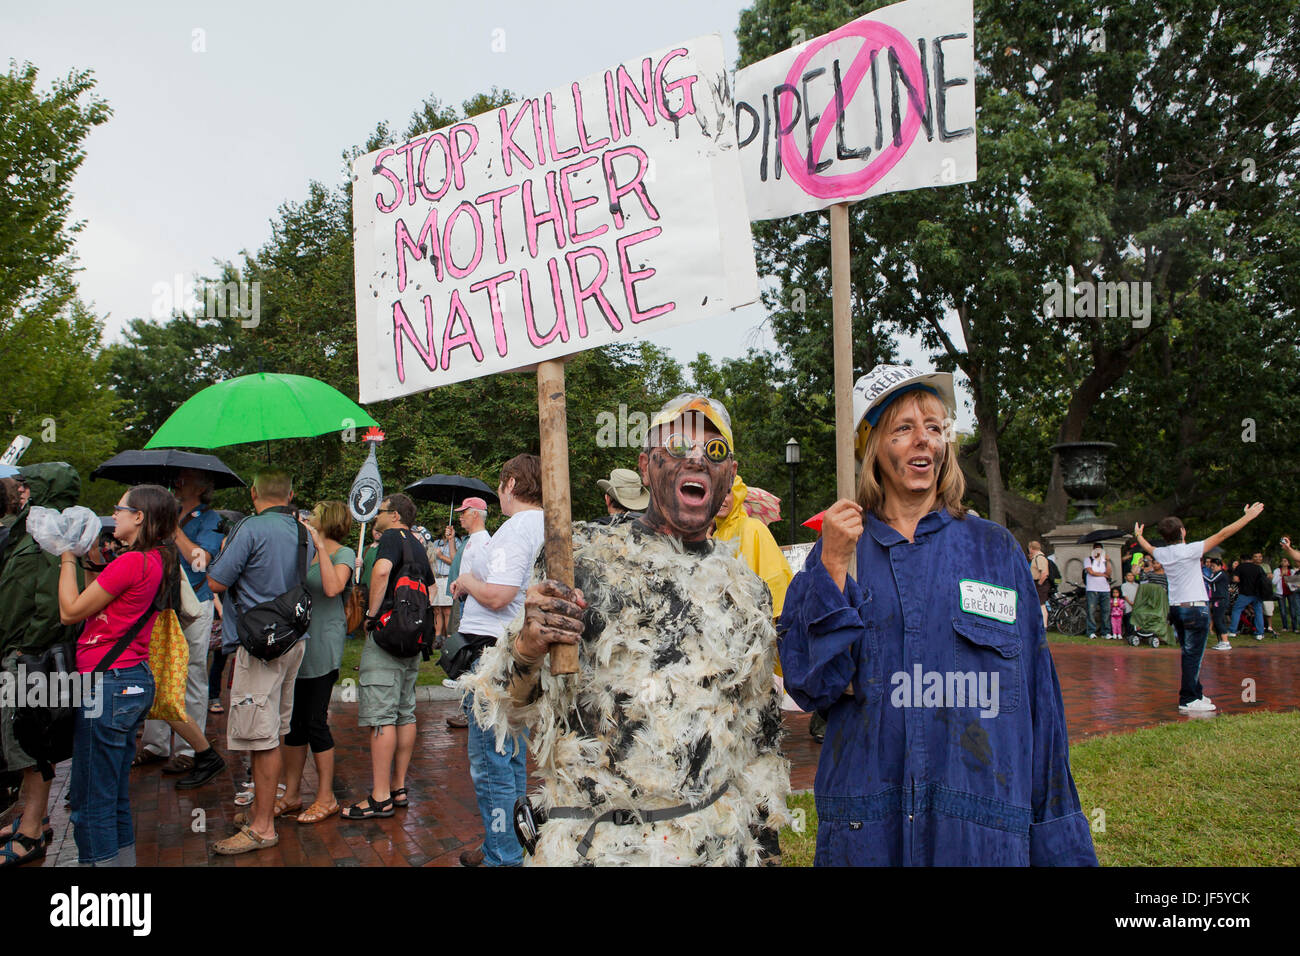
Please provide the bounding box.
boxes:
[353,35,759,404]
[735,0,976,221]
[1,436,32,468]
[347,428,384,582]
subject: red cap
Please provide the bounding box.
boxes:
[454,497,488,512]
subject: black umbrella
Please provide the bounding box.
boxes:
[1075,528,1126,544]
[92,450,245,490]
[405,474,499,526]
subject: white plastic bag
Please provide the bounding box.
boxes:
[28,505,103,557]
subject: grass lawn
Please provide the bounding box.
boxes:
[335,635,448,687]
[779,710,1300,866]
[1046,629,1300,647]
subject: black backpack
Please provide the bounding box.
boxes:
[228,510,312,661]
[370,530,434,660]
[14,572,161,770]
[1046,558,1062,593]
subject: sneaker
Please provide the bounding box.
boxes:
[1213,641,1232,650]
[1088,633,1097,640]
[1178,698,1215,713]
[442,678,460,691]
[1256,633,1264,641]
[175,747,226,790]
[1199,696,1214,708]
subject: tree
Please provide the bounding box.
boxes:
[0,62,120,507]
[737,0,1300,543]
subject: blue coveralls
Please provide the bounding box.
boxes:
[778,508,1097,866]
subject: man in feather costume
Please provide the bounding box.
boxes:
[462,394,790,865]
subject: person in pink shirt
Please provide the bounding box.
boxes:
[1108,585,1128,640]
[58,484,183,866]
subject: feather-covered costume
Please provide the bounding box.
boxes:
[463,520,790,866]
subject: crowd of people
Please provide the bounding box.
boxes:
[1024,507,1295,714]
[3,365,1293,867]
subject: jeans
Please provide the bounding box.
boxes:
[1279,593,1300,631]
[141,598,213,757]
[1085,591,1110,635]
[1229,595,1264,635]
[464,692,526,866]
[1210,600,1229,637]
[1170,605,1210,706]
[208,646,229,701]
[70,663,155,865]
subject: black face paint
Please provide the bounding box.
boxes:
[638,445,734,543]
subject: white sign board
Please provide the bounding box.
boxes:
[1,436,32,467]
[354,35,759,403]
[735,0,976,220]
[783,542,815,575]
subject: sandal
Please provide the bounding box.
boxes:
[296,800,340,824]
[0,816,52,845]
[131,749,166,768]
[233,797,302,827]
[392,787,409,809]
[212,825,278,856]
[0,831,47,867]
[340,794,394,820]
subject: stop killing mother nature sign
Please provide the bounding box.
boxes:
[353,35,759,403]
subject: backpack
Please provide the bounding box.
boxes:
[371,530,434,660]
[228,510,312,661]
[1046,558,1062,592]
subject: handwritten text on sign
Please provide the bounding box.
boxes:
[735,0,976,220]
[353,36,758,403]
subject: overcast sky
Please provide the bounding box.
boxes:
[3,0,972,428]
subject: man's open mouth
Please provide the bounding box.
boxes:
[678,477,710,506]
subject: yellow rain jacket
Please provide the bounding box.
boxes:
[714,475,793,621]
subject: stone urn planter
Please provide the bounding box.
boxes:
[1050,441,1117,523]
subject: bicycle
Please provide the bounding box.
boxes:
[1047,584,1089,636]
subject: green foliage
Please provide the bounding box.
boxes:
[736,0,1300,542]
[0,63,120,509]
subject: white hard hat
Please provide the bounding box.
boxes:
[852,365,956,458]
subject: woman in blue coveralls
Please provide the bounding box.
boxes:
[778,365,1097,866]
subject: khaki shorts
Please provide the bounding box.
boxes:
[226,640,306,752]
[1264,601,1276,617]
[358,636,419,728]
[431,576,453,608]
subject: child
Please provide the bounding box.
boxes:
[1109,585,1128,639]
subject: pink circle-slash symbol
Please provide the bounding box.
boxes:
[780,20,926,200]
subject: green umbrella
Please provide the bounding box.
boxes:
[145,373,379,450]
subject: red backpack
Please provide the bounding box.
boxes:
[371,530,434,660]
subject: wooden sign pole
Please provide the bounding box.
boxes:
[830,201,857,579]
[537,358,579,675]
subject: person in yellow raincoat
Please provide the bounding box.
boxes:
[714,475,792,624]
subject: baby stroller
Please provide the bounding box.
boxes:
[1129,579,1174,648]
